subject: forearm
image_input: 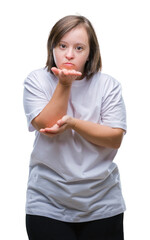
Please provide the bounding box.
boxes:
[32,82,71,130]
[70,118,124,149]
[32,68,82,130]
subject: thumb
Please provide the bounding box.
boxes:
[62,115,70,122]
[57,119,65,127]
[57,115,69,126]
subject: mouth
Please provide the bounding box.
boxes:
[61,63,75,69]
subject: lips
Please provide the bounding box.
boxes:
[61,63,75,70]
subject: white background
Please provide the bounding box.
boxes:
[0,0,150,239]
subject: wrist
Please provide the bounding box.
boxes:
[58,80,72,88]
[68,117,78,129]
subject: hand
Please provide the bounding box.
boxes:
[51,67,82,86]
[39,115,75,137]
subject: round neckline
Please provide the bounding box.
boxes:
[72,76,87,86]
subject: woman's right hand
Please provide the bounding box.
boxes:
[51,67,82,86]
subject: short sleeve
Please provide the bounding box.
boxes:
[23,72,49,131]
[101,77,127,132]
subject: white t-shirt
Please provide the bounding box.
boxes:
[23,68,127,222]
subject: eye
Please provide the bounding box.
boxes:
[59,43,66,49]
[76,46,83,51]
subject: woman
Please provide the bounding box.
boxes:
[23,15,126,240]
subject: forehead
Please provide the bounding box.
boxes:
[60,25,89,44]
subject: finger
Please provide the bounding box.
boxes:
[62,69,82,76]
[40,124,59,133]
[41,132,58,137]
[51,68,69,79]
[62,115,70,122]
[51,67,60,76]
[40,128,46,132]
[40,128,56,134]
[57,115,69,126]
[68,70,82,76]
[44,125,59,133]
[61,69,69,76]
[57,119,65,127]
[52,67,82,77]
[56,119,62,126]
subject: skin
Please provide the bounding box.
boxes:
[32,25,124,149]
[52,25,90,79]
[40,115,124,149]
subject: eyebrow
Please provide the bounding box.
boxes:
[59,40,87,46]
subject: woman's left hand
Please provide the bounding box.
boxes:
[39,115,75,137]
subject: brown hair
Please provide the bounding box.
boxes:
[45,15,102,79]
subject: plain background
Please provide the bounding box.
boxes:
[0,0,149,239]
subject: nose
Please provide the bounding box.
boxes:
[65,47,74,60]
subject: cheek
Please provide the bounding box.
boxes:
[80,50,89,62]
[77,54,89,67]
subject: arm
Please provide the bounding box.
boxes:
[38,74,126,148]
[31,68,82,130]
[40,115,125,149]
[70,118,124,149]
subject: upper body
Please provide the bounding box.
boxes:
[23,15,127,222]
[23,68,126,222]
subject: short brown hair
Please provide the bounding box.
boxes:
[46,15,102,79]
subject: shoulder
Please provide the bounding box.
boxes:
[91,71,121,94]
[25,67,50,81]
[24,67,55,88]
[93,71,120,85]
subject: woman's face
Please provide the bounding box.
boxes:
[53,25,90,78]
